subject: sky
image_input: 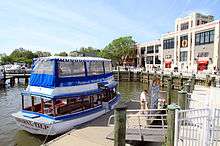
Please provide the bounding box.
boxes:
[0,0,220,54]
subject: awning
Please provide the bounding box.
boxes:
[164,60,172,64]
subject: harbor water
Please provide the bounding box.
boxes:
[0,81,176,146]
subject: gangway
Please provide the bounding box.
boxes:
[107,109,167,143]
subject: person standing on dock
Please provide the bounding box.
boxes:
[139,90,148,112]
[149,77,160,109]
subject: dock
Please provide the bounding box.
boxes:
[43,102,166,146]
[45,126,115,146]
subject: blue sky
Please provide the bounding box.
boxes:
[0,0,220,54]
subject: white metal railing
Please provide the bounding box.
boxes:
[175,108,220,146]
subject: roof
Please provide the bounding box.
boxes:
[34,56,111,62]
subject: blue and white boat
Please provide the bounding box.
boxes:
[12,56,120,135]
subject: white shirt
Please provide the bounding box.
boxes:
[140,91,147,102]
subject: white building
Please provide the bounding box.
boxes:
[137,12,220,73]
[137,39,162,70]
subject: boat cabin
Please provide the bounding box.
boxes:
[21,57,118,117]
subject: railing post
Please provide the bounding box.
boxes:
[178,90,187,110]
[114,105,127,146]
[166,104,180,146]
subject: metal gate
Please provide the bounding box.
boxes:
[174,108,220,146]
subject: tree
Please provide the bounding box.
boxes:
[99,36,136,65]
[1,48,37,65]
[35,51,51,57]
[79,46,100,57]
[55,52,68,56]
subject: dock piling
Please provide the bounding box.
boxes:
[177,90,187,110]
[211,76,216,87]
[166,78,171,105]
[114,105,127,146]
[166,104,180,146]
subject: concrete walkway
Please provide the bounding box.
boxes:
[44,126,115,146]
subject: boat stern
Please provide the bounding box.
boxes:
[12,111,57,135]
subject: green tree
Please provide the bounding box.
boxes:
[1,48,37,65]
[99,36,136,65]
[55,52,68,56]
[79,46,100,57]
[35,51,51,57]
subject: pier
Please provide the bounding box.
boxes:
[0,73,30,87]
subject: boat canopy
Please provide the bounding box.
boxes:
[24,56,115,99]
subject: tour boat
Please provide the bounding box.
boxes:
[12,56,120,135]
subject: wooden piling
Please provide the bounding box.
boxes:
[179,73,183,90]
[147,70,150,85]
[177,90,187,110]
[10,77,15,87]
[190,74,196,91]
[3,69,6,88]
[128,68,131,82]
[114,105,127,146]
[170,72,174,89]
[166,78,171,105]
[205,75,210,86]
[211,76,216,87]
[184,83,190,93]
[117,67,120,81]
[166,104,180,146]
[160,71,164,87]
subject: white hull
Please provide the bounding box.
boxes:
[12,94,120,135]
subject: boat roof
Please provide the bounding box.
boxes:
[33,56,111,62]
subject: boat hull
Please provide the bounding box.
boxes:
[12,94,120,135]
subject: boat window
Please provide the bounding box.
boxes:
[87,61,104,75]
[104,61,112,73]
[58,61,85,77]
[32,60,54,75]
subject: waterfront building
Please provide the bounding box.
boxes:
[137,12,220,73]
[136,39,162,70]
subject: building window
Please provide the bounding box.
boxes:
[197,52,209,57]
[147,46,154,54]
[155,45,160,53]
[146,56,153,64]
[195,30,214,45]
[141,47,145,54]
[180,35,188,48]
[210,30,214,42]
[155,56,161,64]
[163,38,174,49]
[180,51,187,62]
[181,22,189,30]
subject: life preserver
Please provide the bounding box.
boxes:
[182,40,188,47]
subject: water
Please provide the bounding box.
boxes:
[0,81,176,146]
